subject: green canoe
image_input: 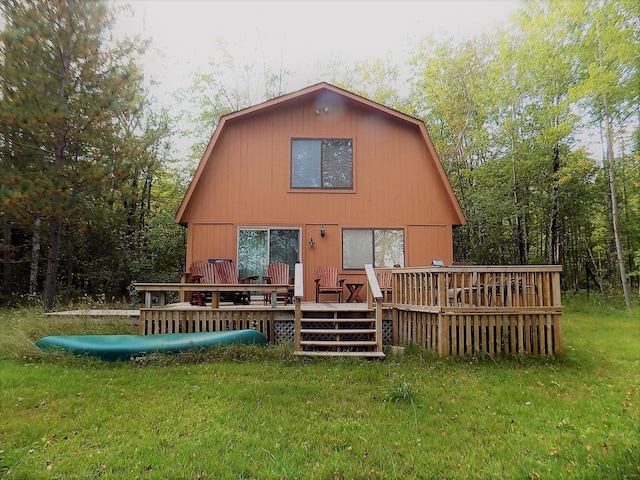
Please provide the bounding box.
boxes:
[35,330,268,361]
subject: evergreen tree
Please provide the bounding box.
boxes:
[0,0,148,309]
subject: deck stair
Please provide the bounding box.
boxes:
[294,308,385,358]
[293,264,385,359]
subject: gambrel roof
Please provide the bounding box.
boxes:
[175,82,465,225]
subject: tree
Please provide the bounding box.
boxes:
[0,0,148,309]
[180,39,291,161]
[329,56,407,111]
[565,0,638,309]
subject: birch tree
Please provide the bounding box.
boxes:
[566,0,637,309]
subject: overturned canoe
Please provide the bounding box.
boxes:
[35,330,268,361]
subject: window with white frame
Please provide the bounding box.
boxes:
[238,228,301,279]
[291,138,353,189]
[342,229,405,269]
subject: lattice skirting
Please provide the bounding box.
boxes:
[275,319,393,346]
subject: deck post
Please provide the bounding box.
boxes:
[552,270,563,355]
[211,292,220,308]
[294,263,303,352]
[375,297,383,353]
[392,307,399,346]
[437,270,448,356]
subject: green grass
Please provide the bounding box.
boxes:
[0,296,638,479]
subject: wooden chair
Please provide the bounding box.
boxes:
[376,269,393,303]
[447,271,479,306]
[262,262,294,305]
[188,260,216,306]
[315,265,345,303]
[213,260,258,304]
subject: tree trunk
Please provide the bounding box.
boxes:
[602,95,632,309]
[43,2,72,311]
[29,217,42,295]
[65,218,75,305]
[2,213,12,297]
[593,17,632,308]
[548,107,561,265]
[511,146,527,265]
[43,214,62,311]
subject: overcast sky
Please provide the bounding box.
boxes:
[116,1,518,101]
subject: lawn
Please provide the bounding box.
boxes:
[0,294,638,479]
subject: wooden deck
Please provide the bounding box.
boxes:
[392,266,563,356]
[134,265,563,357]
[137,300,382,338]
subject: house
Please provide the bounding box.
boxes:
[175,82,465,301]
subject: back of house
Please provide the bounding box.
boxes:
[175,82,465,300]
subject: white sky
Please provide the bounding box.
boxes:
[114,1,520,158]
[116,0,519,102]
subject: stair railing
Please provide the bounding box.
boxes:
[364,264,383,353]
[294,263,303,352]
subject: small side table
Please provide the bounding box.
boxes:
[345,282,364,303]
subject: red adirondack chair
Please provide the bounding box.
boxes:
[262,262,294,305]
[188,260,216,306]
[213,260,258,304]
[315,265,345,303]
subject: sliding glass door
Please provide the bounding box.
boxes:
[238,228,301,279]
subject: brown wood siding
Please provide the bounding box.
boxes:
[188,224,236,265]
[181,89,461,299]
[406,225,453,266]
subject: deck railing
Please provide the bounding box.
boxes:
[137,264,563,358]
[391,266,563,357]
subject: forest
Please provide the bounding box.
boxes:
[0,0,638,310]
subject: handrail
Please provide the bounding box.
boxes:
[364,264,382,309]
[294,263,304,298]
[391,265,562,310]
[134,282,289,308]
[364,264,382,299]
[364,264,384,353]
[294,263,303,352]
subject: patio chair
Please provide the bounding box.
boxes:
[213,260,258,304]
[376,269,393,303]
[262,262,294,305]
[188,260,216,306]
[447,271,478,306]
[315,265,345,303]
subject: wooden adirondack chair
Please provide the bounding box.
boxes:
[188,260,216,306]
[315,265,345,303]
[262,262,294,305]
[213,260,258,304]
[376,269,393,303]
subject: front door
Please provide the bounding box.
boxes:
[237,228,301,279]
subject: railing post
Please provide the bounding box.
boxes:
[294,263,303,352]
[552,269,563,355]
[375,297,383,353]
[437,270,448,356]
[365,265,384,353]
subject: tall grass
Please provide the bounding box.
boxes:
[0,296,638,479]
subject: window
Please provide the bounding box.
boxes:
[238,228,300,278]
[291,138,353,189]
[342,229,405,269]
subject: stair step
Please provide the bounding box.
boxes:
[299,340,378,347]
[301,317,374,323]
[300,328,376,335]
[294,351,385,358]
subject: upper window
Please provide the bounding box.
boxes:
[291,138,353,189]
[342,229,405,269]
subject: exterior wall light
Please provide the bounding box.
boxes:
[320,225,326,238]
